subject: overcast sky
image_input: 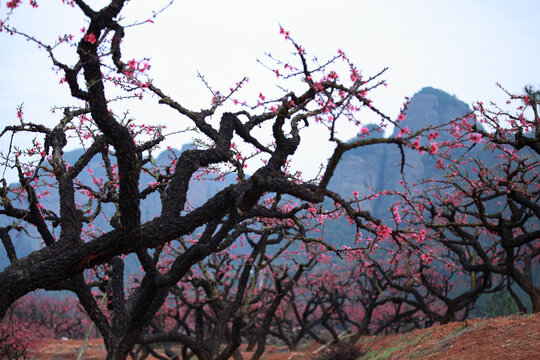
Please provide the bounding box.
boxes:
[1,1,539,184]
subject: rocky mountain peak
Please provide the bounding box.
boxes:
[392,86,471,135]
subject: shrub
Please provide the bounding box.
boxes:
[0,320,35,360]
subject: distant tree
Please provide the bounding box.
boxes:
[475,288,520,318]
[367,241,496,325]
[393,85,540,313]
[6,293,90,340]
[0,319,33,360]
[133,198,321,360]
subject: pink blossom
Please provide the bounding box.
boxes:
[428,131,440,141]
[413,137,421,150]
[327,71,339,80]
[350,68,360,82]
[397,126,410,138]
[16,105,23,120]
[429,142,439,155]
[7,0,22,9]
[376,225,392,240]
[392,206,402,224]
[468,133,483,143]
[420,253,432,264]
[279,26,290,39]
[83,32,97,44]
[436,158,445,169]
[318,253,331,265]
[312,81,323,92]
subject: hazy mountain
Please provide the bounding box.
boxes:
[0,144,235,271]
[325,87,472,244]
[329,87,471,209]
[0,87,475,269]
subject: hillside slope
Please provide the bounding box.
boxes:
[355,313,540,360]
[34,313,540,359]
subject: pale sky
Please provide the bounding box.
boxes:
[1,1,539,184]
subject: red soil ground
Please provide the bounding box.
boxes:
[33,313,540,360]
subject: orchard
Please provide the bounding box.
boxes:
[1,1,538,360]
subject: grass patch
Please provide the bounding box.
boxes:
[360,345,403,360]
[359,332,432,360]
[449,324,469,337]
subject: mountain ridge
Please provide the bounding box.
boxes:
[0,87,472,270]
